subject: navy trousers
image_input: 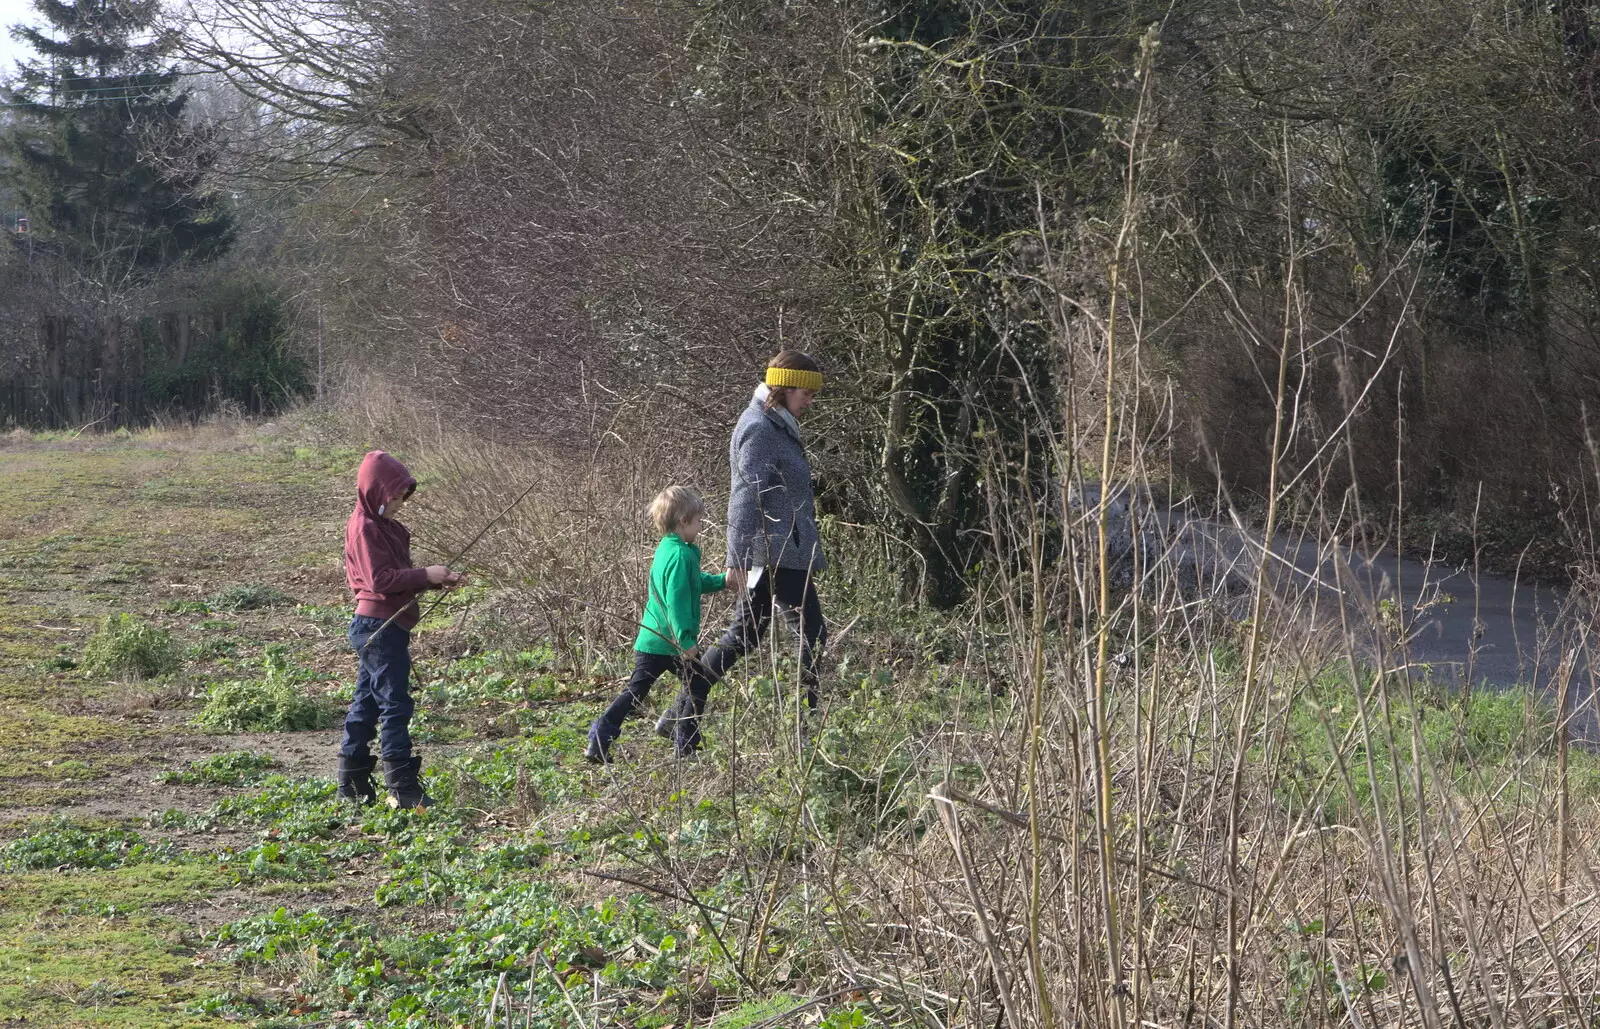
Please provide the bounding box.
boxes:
[340,615,414,760]
[664,566,827,747]
[592,651,713,751]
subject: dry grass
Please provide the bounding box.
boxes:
[370,101,1600,1028]
[369,399,1600,1029]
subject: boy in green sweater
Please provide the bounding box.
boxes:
[586,486,746,763]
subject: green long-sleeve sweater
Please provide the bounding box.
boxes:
[635,534,727,656]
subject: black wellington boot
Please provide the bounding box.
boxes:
[584,723,614,765]
[654,695,685,740]
[336,754,378,806]
[383,753,435,811]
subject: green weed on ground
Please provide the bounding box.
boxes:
[0,821,180,872]
[159,750,278,787]
[136,639,945,1028]
[206,583,297,612]
[196,681,335,732]
[81,614,180,680]
[295,602,350,635]
[195,647,339,732]
[202,884,706,1027]
[1277,670,1600,820]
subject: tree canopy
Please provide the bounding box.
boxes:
[3,0,231,278]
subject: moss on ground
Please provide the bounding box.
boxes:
[0,862,233,1027]
[1,862,227,917]
[0,709,141,782]
[0,429,361,1024]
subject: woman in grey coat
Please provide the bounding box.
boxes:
[658,350,829,751]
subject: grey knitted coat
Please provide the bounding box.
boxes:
[724,386,827,572]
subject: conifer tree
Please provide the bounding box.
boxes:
[2,0,231,277]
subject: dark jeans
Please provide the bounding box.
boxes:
[592,651,713,751]
[340,615,414,761]
[665,565,826,746]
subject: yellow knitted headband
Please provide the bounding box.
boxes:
[766,367,824,391]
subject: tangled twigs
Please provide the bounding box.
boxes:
[360,476,546,651]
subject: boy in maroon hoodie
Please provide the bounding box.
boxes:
[339,451,463,809]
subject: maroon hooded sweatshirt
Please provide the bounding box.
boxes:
[345,451,432,630]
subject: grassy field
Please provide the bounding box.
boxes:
[0,424,376,1025]
[3,422,1599,1029]
[0,423,946,1028]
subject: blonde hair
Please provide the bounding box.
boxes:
[649,485,706,536]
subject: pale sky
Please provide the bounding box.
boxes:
[0,1,193,86]
[0,0,41,82]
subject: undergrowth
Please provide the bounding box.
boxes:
[127,637,975,1027]
[1,821,180,871]
[1277,670,1600,820]
[6,430,1599,1029]
[207,583,297,612]
[159,750,279,786]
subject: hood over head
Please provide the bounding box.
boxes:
[355,451,416,518]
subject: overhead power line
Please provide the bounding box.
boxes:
[0,69,208,99]
[0,75,208,108]
[8,82,182,95]
[0,96,170,108]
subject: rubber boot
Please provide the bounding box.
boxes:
[336,753,378,806]
[585,719,615,765]
[654,695,684,740]
[672,703,704,760]
[383,753,435,810]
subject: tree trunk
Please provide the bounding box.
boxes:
[101,315,123,424]
[176,311,191,366]
[43,314,66,425]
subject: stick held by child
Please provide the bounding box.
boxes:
[338,450,464,809]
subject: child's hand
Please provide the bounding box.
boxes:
[426,565,465,588]
[725,567,747,592]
